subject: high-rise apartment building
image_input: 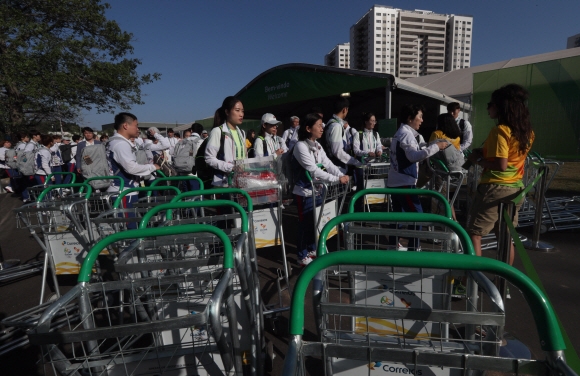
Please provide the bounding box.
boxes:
[348,5,473,79]
[325,43,351,68]
[567,33,580,49]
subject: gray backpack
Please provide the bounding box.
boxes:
[5,149,18,169]
[173,138,198,173]
[81,144,111,189]
[432,140,465,172]
[17,144,40,176]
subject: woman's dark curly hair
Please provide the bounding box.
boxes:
[490,84,533,154]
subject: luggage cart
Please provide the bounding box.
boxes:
[427,158,465,215]
[90,186,182,238]
[282,250,576,376]
[304,167,351,248]
[359,157,390,211]
[26,172,78,201]
[229,158,291,318]
[13,183,95,303]
[25,224,243,376]
[133,199,262,375]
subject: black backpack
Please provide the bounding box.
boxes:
[318,119,343,166]
[59,144,74,164]
[458,119,466,144]
[194,128,225,186]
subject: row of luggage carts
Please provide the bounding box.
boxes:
[0,163,577,375]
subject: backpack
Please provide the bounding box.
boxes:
[249,136,267,159]
[173,138,198,173]
[81,144,111,189]
[280,145,296,196]
[358,130,379,152]
[59,144,73,164]
[17,144,40,176]
[458,119,466,144]
[318,119,343,166]
[194,129,225,186]
[153,151,177,177]
[432,140,465,172]
[135,145,149,165]
[5,149,18,169]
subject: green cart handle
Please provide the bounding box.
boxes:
[45,172,76,185]
[317,212,474,256]
[304,163,324,182]
[170,188,254,212]
[147,176,204,196]
[37,183,93,202]
[154,169,167,178]
[289,250,565,353]
[138,200,248,232]
[349,188,452,219]
[530,151,544,163]
[78,224,233,283]
[431,158,450,173]
[84,176,124,192]
[112,186,181,208]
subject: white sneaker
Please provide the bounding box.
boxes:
[5,186,13,193]
[397,243,408,251]
[298,256,313,267]
[307,250,317,259]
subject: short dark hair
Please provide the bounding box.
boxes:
[81,127,94,134]
[72,134,81,142]
[40,134,53,147]
[447,102,461,113]
[113,112,137,131]
[298,113,322,141]
[28,129,40,138]
[400,104,425,125]
[191,123,204,135]
[168,128,174,133]
[333,97,350,114]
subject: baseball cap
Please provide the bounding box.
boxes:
[201,130,208,135]
[63,136,72,141]
[261,113,281,125]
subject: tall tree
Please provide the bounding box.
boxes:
[0,0,160,133]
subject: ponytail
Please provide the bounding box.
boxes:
[213,96,242,128]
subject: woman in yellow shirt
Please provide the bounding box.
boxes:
[430,113,461,150]
[466,84,535,265]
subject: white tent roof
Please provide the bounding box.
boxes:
[405,48,580,99]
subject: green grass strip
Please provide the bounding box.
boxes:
[503,209,580,372]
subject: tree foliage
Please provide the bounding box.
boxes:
[0,0,161,133]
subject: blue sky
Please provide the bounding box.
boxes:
[84,0,580,129]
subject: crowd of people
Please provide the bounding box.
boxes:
[0,83,535,269]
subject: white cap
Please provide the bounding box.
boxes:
[261,113,281,125]
[148,127,160,134]
[201,130,208,135]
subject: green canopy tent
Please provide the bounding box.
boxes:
[235,63,470,139]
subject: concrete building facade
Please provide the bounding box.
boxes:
[324,43,351,68]
[348,5,472,79]
[567,33,580,49]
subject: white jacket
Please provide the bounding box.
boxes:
[281,126,299,149]
[387,124,439,187]
[292,140,344,197]
[352,128,382,156]
[205,123,246,187]
[254,133,287,158]
[325,116,362,167]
